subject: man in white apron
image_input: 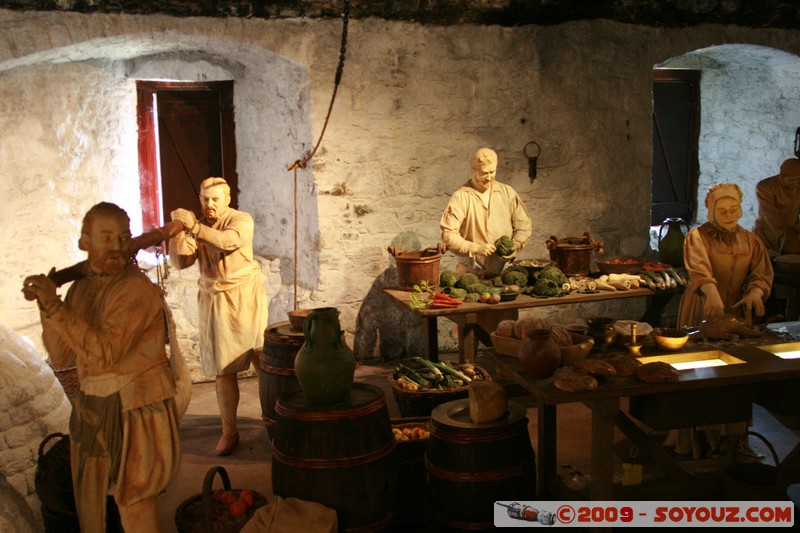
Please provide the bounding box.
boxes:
[170,177,269,456]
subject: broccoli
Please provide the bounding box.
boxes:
[490,276,504,287]
[464,282,488,295]
[456,273,480,289]
[439,270,459,288]
[494,235,514,257]
[533,278,562,297]
[501,269,528,287]
[538,264,568,287]
[464,292,481,303]
[449,288,468,300]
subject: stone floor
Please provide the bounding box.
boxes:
[158,352,800,532]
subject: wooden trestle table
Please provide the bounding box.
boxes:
[485,327,800,503]
[384,287,664,363]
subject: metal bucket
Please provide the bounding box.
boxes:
[546,232,602,276]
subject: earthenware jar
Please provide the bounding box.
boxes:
[518,329,561,379]
[658,217,689,267]
[294,307,356,406]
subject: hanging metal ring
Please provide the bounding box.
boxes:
[524,141,541,159]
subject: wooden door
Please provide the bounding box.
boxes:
[651,69,700,226]
[137,81,237,229]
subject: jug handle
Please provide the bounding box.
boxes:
[658,218,690,241]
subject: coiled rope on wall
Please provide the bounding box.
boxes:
[287,0,349,311]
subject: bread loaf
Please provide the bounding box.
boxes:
[636,361,680,383]
[554,371,598,392]
[572,359,617,377]
[608,355,643,377]
[495,319,516,338]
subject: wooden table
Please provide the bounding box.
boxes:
[486,328,800,502]
[384,287,666,363]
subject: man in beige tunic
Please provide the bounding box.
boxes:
[440,147,532,276]
[170,177,268,455]
[23,202,180,533]
[752,157,800,257]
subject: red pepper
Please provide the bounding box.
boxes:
[433,291,463,304]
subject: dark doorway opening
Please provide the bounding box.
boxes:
[137,81,238,229]
[651,69,700,226]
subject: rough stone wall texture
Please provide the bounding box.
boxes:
[0,323,71,530]
[0,11,797,375]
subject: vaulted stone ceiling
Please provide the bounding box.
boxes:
[1,0,799,28]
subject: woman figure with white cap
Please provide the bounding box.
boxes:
[677,182,774,328]
[667,183,774,458]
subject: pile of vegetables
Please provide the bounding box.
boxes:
[393,357,482,391]
[392,425,429,441]
[585,262,688,292]
[409,280,465,309]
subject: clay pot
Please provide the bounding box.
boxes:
[294,307,356,406]
[518,329,561,379]
[658,218,689,267]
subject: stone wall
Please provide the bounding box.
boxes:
[0,323,71,529]
[0,11,798,377]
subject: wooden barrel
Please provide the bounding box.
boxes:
[271,383,397,532]
[425,399,536,530]
[258,322,304,440]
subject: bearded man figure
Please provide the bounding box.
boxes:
[23,202,181,533]
[169,177,269,456]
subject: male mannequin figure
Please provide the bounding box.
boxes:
[170,177,269,455]
[440,147,532,276]
[24,202,181,532]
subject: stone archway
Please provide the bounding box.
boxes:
[0,29,321,375]
[657,44,800,228]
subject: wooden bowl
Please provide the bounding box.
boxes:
[560,333,595,366]
[287,309,312,332]
[652,327,689,351]
[596,257,644,275]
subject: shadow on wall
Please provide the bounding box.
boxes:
[354,232,428,361]
[353,267,425,361]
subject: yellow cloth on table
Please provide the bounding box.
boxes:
[241,496,337,533]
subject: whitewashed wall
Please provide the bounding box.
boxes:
[0,11,798,377]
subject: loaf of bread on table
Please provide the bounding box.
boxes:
[636,361,680,383]
[608,355,643,377]
[572,358,617,377]
[554,370,598,392]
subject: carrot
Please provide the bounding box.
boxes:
[433,292,463,304]
[431,302,462,308]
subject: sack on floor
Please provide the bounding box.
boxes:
[240,496,337,533]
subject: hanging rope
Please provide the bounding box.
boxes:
[288,0,350,311]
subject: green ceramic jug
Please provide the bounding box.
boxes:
[294,307,356,406]
[658,218,689,267]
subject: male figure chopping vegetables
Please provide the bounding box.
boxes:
[440,147,532,277]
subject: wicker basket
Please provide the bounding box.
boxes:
[49,362,79,399]
[35,433,122,533]
[390,417,432,526]
[388,361,491,418]
[723,431,787,501]
[175,466,267,533]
